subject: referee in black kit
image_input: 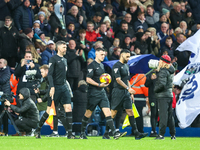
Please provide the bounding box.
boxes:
[79,48,121,140]
[104,49,148,140]
[35,41,76,139]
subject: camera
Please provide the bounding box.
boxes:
[25,70,37,81]
[27,60,33,64]
[0,92,14,103]
[148,59,159,69]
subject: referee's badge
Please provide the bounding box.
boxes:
[151,102,155,107]
[49,63,52,68]
[88,69,93,73]
[114,68,118,73]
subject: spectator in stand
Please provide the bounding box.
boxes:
[18,28,34,59]
[110,47,121,60]
[126,3,141,25]
[179,21,191,37]
[75,0,87,21]
[109,38,120,57]
[145,30,158,55]
[173,33,190,71]
[91,12,102,30]
[102,4,113,19]
[38,11,51,36]
[85,21,101,42]
[123,13,135,36]
[133,12,148,32]
[26,44,42,65]
[67,22,77,39]
[160,0,173,12]
[145,5,159,27]
[66,0,76,13]
[83,0,98,20]
[54,29,70,43]
[111,0,123,17]
[65,5,87,32]
[41,40,56,65]
[135,32,149,54]
[173,27,183,38]
[14,51,42,101]
[0,0,13,28]
[184,9,194,30]
[88,41,108,61]
[157,23,176,48]
[160,37,174,59]
[49,3,65,35]
[99,23,113,53]
[103,16,114,38]
[45,2,54,14]
[32,0,43,14]
[188,0,200,24]
[162,8,171,25]
[0,16,19,68]
[121,35,132,51]
[154,14,168,32]
[65,39,84,91]
[170,2,184,30]
[115,21,132,44]
[14,0,34,33]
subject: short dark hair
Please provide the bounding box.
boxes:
[79,29,86,34]
[100,22,107,26]
[25,51,32,56]
[56,40,67,50]
[166,36,172,41]
[147,5,154,9]
[120,49,130,54]
[104,4,113,10]
[138,11,144,16]
[176,33,184,38]
[5,16,12,21]
[96,48,105,52]
[121,20,128,26]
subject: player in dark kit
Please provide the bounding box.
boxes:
[34,41,76,139]
[79,48,121,140]
[104,49,148,140]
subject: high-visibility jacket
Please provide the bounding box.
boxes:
[10,74,19,105]
[130,74,148,102]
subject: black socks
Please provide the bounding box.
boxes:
[81,116,89,134]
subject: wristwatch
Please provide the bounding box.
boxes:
[126,87,129,90]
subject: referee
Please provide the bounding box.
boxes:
[79,48,121,140]
[35,41,76,139]
[104,49,148,140]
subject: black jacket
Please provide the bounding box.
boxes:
[0,66,11,94]
[48,12,63,34]
[145,71,156,100]
[14,62,42,95]
[99,31,113,52]
[170,9,184,29]
[18,33,34,59]
[65,49,84,78]
[10,88,39,123]
[154,65,175,98]
[0,25,19,58]
[14,5,34,31]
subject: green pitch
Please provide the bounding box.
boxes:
[0,136,200,150]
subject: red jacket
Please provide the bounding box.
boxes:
[85,30,101,42]
[10,74,19,105]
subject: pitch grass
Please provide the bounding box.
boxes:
[0,136,200,150]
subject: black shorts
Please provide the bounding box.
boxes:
[87,89,110,111]
[111,88,132,110]
[49,84,71,107]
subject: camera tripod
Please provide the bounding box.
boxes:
[0,108,21,136]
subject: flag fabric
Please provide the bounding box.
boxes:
[103,54,159,74]
[176,29,200,54]
[45,100,56,130]
[173,62,200,85]
[176,73,200,129]
[122,103,140,129]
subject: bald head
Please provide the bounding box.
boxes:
[71,5,78,16]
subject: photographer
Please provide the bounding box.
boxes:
[0,59,11,136]
[154,55,176,140]
[4,88,39,135]
[34,65,49,119]
[14,51,42,102]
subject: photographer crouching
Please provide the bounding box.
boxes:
[151,55,176,140]
[14,51,42,102]
[4,88,39,136]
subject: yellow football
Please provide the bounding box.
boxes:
[100,73,112,84]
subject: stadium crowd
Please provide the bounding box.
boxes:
[0,0,200,137]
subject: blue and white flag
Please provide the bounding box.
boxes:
[176,73,200,128]
[173,62,200,85]
[103,54,159,74]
